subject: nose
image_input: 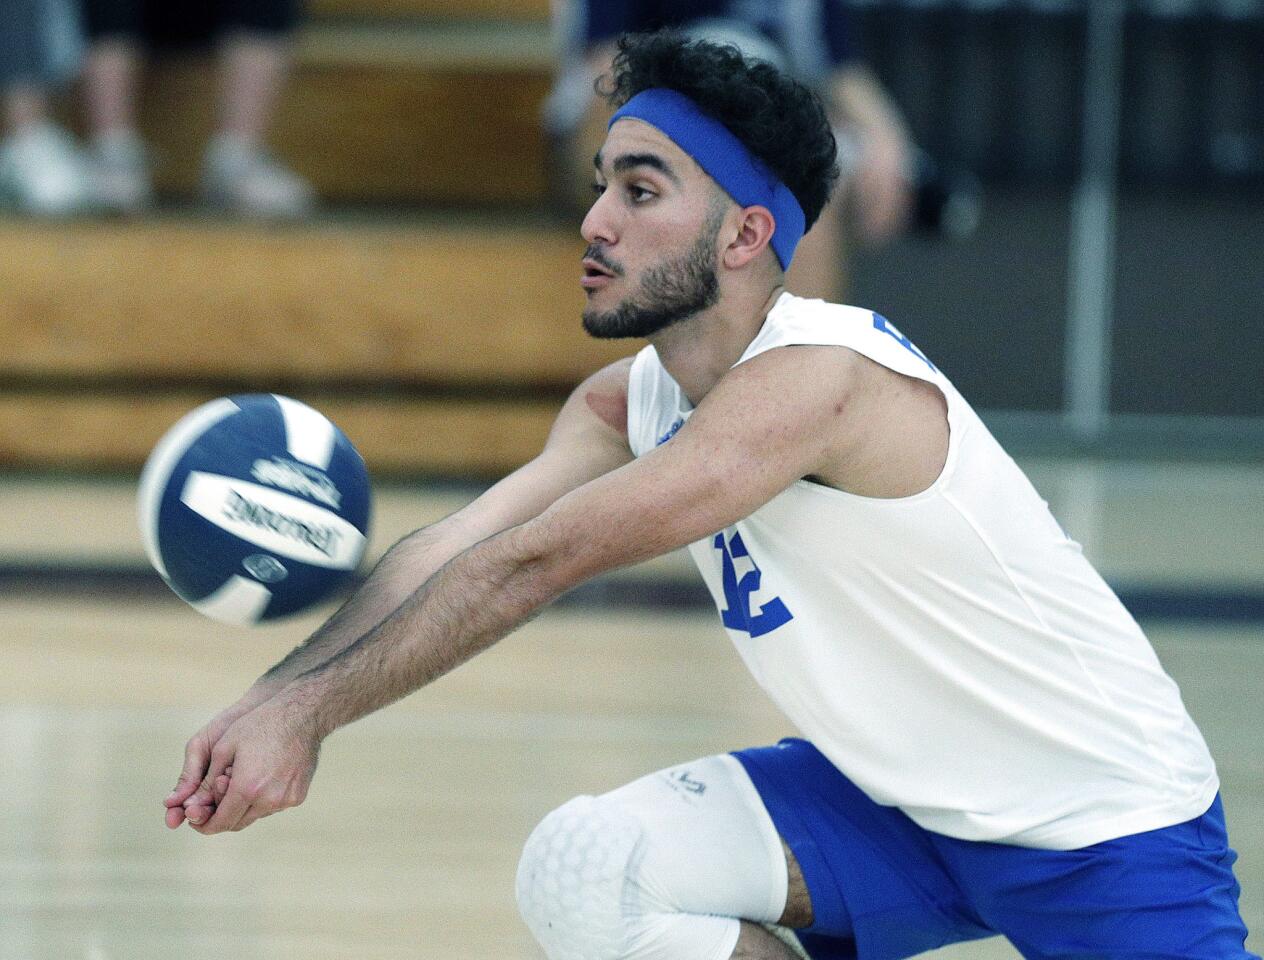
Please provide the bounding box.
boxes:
[580,189,617,247]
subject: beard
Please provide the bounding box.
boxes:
[582,211,723,340]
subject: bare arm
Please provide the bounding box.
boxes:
[829,64,910,146]
[194,346,874,833]
[167,358,634,825]
[828,64,914,243]
[267,359,634,684]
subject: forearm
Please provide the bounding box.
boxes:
[286,522,570,739]
[256,519,474,693]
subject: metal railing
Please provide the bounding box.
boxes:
[850,0,1264,451]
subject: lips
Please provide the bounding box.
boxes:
[581,257,617,290]
[582,258,615,278]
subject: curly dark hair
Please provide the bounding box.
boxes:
[600,30,840,232]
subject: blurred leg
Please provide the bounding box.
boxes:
[80,37,151,214]
[0,0,93,214]
[203,31,313,217]
[1,85,92,214]
[81,37,142,137]
[215,31,289,145]
[784,186,849,304]
[4,85,47,132]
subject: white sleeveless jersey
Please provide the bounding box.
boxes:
[626,292,1217,849]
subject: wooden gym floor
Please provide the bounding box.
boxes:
[1,458,1261,959]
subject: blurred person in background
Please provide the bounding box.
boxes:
[79,0,314,217]
[544,0,916,303]
[0,0,92,214]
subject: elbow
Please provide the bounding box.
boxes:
[505,509,604,601]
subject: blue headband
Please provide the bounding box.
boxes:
[608,88,806,271]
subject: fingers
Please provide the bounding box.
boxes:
[193,765,306,835]
[164,732,211,829]
[184,743,236,813]
[165,727,237,829]
[183,782,216,813]
[183,803,215,827]
[170,696,320,837]
[184,765,233,827]
[165,730,214,810]
[167,741,234,832]
[195,782,252,835]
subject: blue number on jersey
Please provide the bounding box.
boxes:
[657,417,685,446]
[713,530,793,638]
[873,313,936,372]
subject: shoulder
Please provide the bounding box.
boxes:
[575,357,635,436]
[747,293,876,351]
[714,335,936,444]
[719,342,866,419]
[717,337,948,500]
[546,357,635,453]
[577,356,635,394]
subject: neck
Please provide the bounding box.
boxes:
[649,282,786,407]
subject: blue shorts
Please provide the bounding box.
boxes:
[732,739,1256,960]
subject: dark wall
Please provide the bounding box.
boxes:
[854,1,1264,187]
[850,186,1264,418]
[847,2,1264,418]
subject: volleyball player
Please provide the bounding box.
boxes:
[167,31,1255,960]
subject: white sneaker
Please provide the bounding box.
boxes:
[89,130,154,215]
[202,134,315,219]
[0,123,94,216]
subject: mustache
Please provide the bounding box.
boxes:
[583,246,624,277]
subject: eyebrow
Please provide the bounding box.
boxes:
[593,150,682,186]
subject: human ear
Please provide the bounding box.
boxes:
[722,206,776,270]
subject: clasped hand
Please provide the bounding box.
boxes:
[164,691,321,835]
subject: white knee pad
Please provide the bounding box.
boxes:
[516,794,646,960]
[515,754,789,960]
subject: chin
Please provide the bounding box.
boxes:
[582,302,689,340]
[581,309,631,340]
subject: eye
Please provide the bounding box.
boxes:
[628,184,655,202]
[591,181,607,197]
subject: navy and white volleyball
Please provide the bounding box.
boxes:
[137,395,372,624]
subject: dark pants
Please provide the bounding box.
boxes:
[80,0,300,49]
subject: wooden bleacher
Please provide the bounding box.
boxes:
[7,0,634,479]
[0,218,630,477]
[139,18,556,204]
[127,3,556,205]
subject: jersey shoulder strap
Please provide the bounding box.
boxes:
[626,344,685,458]
[738,293,945,388]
